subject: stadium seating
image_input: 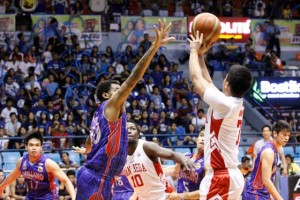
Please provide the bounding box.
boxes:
[1,152,21,165]
[283,146,295,157]
[45,153,61,163]
[295,146,300,157]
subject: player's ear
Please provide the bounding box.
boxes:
[102,92,109,99]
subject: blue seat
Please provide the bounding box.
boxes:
[3,163,16,171]
[68,152,81,165]
[1,152,21,164]
[45,153,61,163]
[239,147,245,157]
[295,146,300,156]
[283,146,295,157]
[174,148,191,154]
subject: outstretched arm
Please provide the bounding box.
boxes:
[0,158,22,196]
[188,32,214,98]
[46,159,76,200]
[143,142,194,170]
[106,19,175,121]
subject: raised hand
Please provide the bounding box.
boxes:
[153,18,175,48]
[72,146,86,154]
[188,31,203,53]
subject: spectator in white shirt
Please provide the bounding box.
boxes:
[191,108,206,131]
[0,98,18,122]
[5,112,21,137]
[0,121,8,150]
[4,75,20,97]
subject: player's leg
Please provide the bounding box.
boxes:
[76,167,100,200]
[227,168,245,200]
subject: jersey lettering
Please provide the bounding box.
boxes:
[209,132,219,151]
[131,174,144,187]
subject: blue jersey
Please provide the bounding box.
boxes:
[76,101,128,200]
[177,153,205,193]
[113,175,134,200]
[20,154,58,199]
[245,142,278,199]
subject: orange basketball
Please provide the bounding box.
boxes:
[192,12,221,45]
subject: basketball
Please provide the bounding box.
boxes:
[192,12,221,46]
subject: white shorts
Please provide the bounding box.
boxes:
[200,167,244,200]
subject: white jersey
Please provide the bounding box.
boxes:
[203,87,244,170]
[123,139,171,200]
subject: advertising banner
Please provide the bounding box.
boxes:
[251,77,300,106]
[31,15,101,49]
[188,16,251,42]
[250,19,300,51]
[289,176,300,200]
[0,14,15,41]
[120,16,187,49]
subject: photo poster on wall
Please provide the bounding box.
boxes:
[120,16,187,50]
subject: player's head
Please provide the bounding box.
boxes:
[127,120,140,144]
[223,65,253,98]
[24,132,43,156]
[272,120,291,147]
[0,169,4,182]
[196,127,205,151]
[241,156,251,170]
[96,80,120,103]
[66,170,76,184]
[17,174,25,184]
[261,124,272,140]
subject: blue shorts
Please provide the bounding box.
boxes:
[243,192,270,200]
[76,166,113,200]
[112,191,133,200]
[26,192,58,200]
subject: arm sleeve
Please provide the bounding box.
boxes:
[203,86,232,114]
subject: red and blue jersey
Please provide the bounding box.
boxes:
[20,154,58,199]
[85,100,128,177]
[177,153,205,193]
[245,142,278,199]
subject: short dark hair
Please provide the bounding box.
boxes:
[66,170,76,177]
[262,125,271,131]
[242,156,250,163]
[227,65,253,98]
[24,132,43,145]
[96,80,120,102]
[272,120,291,134]
[127,120,140,138]
[61,152,69,158]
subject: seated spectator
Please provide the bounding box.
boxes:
[58,152,80,169]
[0,169,10,199]
[52,122,69,149]
[176,97,193,129]
[191,108,206,131]
[59,170,77,200]
[10,174,28,199]
[1,98,18,122]
[166,123,180,147]
[282,3,292,20]
[254,2,265,18]
[70,1,83,16]
[150,86,163,110]
[239,156,252,179]
[187,86,202,111]
[5,112,21,137]
[284,154,300,175]
[222,0,233,16]
[15,126,28,152]
[44,74,59,97]
[0,121,9,150]
[183,123,197,146]
[4,75,20,98]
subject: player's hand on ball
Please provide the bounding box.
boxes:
[188,31,203,53]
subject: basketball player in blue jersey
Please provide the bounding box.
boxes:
[244,120,291,200]
[165,128,205,199]
[75,19,175,200]
[0,132,76,200]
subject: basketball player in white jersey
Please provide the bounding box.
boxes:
[188,31,253,200]
[124,121,194,200]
